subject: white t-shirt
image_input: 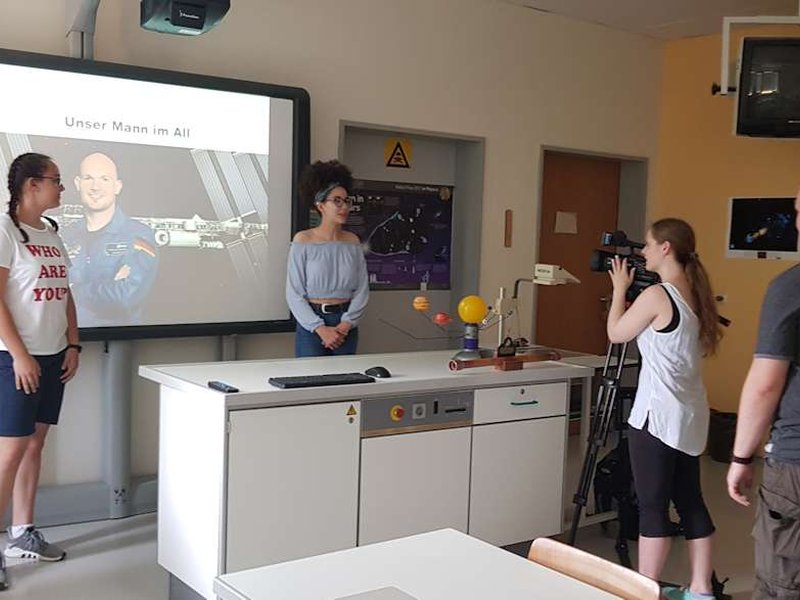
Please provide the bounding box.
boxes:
[0,214,71,355]
[627,282,709,456]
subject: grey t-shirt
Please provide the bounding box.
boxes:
[755,264,800,462]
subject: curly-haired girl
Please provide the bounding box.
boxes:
[286,160,368,357]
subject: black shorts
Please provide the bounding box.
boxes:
[0,350,66,437]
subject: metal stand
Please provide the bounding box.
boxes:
[567,341,635,567]
[566,341,733,599]
[104,340,132,518]
[219,334,238,362]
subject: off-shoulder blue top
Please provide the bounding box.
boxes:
[285,242,370,332]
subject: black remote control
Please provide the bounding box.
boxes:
[208,380,239,393]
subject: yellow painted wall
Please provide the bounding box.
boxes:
[654,27,800,411]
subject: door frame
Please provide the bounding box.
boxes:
[531,146,649,346]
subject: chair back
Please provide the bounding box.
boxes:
[528,537,660,600]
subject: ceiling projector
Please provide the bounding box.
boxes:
[141,0,230,36]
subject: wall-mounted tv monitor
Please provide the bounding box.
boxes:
[737,37,800,137]
[0,49,309,340]
[726,196,799,259]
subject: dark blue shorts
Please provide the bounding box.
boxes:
[0,350,66,437]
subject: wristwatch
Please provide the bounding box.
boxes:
[731,454,754,465]
[66,343,83,354]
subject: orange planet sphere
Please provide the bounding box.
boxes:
[432,312,452,326]
[457,295,488,324]
[412,296,430,312]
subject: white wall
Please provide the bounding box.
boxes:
[0,0,663,484]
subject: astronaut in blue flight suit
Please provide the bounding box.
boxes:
[66,152,159,327]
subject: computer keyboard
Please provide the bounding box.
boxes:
[268,372,376,389]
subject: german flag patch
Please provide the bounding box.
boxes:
[133,238,156,258]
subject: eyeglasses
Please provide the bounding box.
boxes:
[325,196,353,208]
[36,176,62,186]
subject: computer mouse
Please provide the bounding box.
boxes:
[365,366,391,378]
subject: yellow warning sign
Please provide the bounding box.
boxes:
[346,404,357,416]
[384,139,412,169]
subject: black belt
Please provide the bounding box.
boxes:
[309,301,350,315]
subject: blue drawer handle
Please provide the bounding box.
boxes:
[510,400,539,407]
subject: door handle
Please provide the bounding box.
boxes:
[510,400,539,407]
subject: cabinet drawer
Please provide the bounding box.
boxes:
[473,382,567,424]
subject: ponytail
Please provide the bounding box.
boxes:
[685,255,722,356]
[650,218,722,356]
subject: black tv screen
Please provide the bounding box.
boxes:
[0,49,310,340]
[737,38,800,137]
[727,197,798,259]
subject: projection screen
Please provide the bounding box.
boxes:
[0,49,310,340]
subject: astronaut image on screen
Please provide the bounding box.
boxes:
[61,152,160,327]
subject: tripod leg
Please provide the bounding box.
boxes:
[615,532,632,569]
[567,343,624,545]
[614,496,634,569]
[711,571,731,600]
[568,386,617,544]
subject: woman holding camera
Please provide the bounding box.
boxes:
[607,218,722,600]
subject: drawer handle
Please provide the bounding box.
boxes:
[510,400,539,407]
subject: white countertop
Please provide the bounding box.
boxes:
[139,350,592,410]
[213,529,617,600]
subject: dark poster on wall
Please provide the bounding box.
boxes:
[350,179,453,290]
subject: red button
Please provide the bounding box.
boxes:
[390,405,405,421]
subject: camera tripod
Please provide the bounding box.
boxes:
[566,340,733,599]
[567,340,637,567]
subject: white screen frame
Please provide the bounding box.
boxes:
[0,48,310,341]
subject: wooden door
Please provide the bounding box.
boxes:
[535,151,620,355]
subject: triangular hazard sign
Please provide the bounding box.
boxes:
[386,141,411,168]
[347,404,357,416]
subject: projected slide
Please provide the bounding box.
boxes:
[0,57,304,335]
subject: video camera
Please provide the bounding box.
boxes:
[590,230,659,301]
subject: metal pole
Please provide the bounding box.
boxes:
[66,0,101,60]
[219,335,238,362]
[104,340,132,518]
[497,286,506,347]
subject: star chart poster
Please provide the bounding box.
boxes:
[352,180,453,290]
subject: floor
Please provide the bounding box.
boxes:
[1,514,167,599]
[2,442,758,599]
[559,448,759,600]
